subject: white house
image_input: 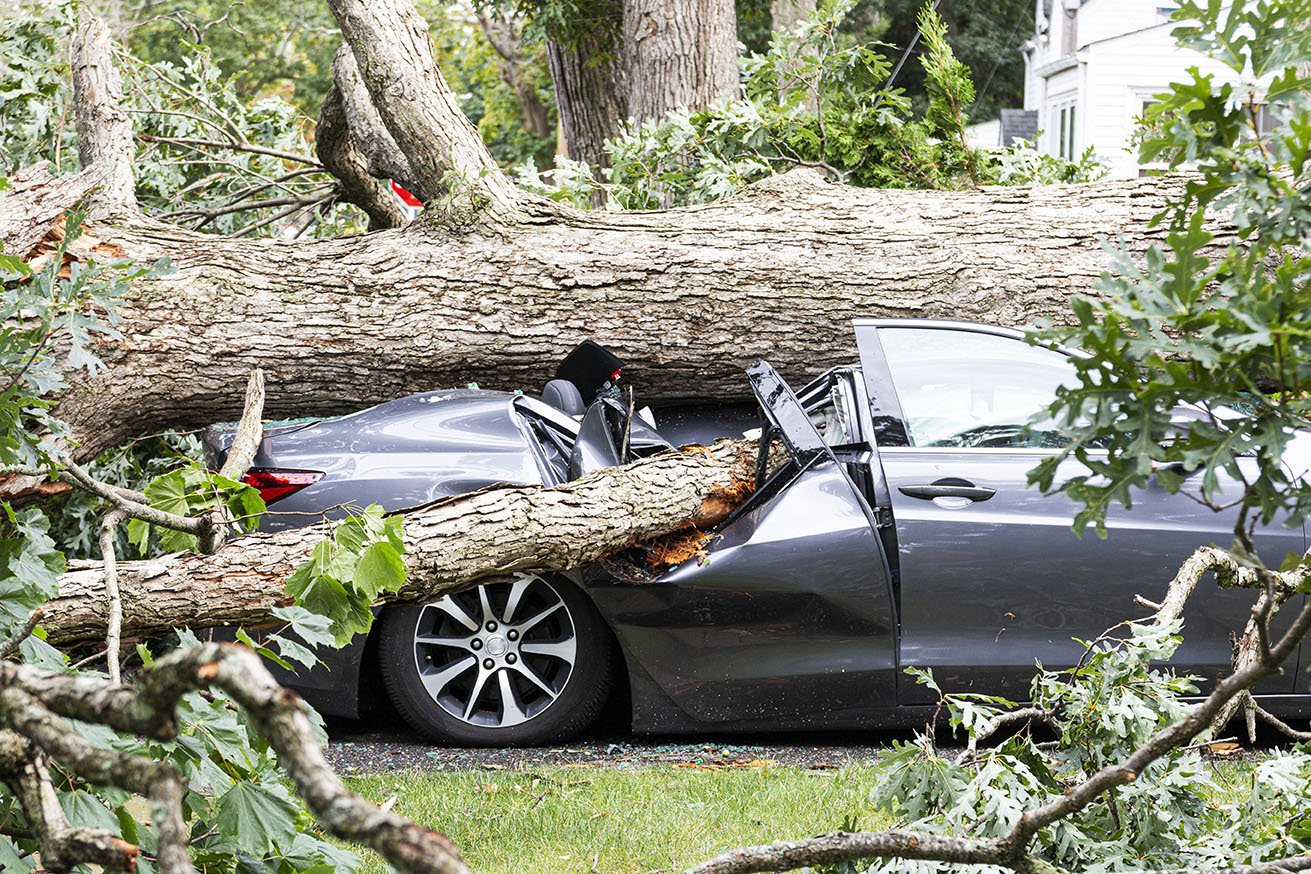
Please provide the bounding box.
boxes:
[1020,1,1243,177]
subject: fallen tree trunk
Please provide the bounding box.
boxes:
[44,439,756,644]
[10,167,1221,465]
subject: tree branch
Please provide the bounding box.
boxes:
[324,0,539,222]
[42,439,759,643]
[98,508,128,683]
[71,17,137,213]
[1,644,469,874]
[316,71,410,231]
[690,546,1311,874]
[0,731,139,874]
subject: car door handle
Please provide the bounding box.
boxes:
[898,478,996,502]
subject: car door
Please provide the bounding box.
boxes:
[582,361,900,732]
[854,319,1303,705]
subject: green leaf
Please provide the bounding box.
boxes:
[353,541,406,600]
[215,782,298,857]
[270,605,335,649]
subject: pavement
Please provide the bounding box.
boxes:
[323,716,924,774]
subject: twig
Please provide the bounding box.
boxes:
[136,134,323,168]
[0,609,44,660]
[98,507,129,684]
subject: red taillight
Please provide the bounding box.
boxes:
[241,469,323,505]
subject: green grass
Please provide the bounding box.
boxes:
[342,763,891,874]
[338,755,1269,874]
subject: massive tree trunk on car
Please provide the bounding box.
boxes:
[10,166,1213,465]
[7,0,1228,484]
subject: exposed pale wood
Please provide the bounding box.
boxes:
[0,163,104,257]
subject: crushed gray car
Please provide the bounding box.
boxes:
[206,320,1311,746]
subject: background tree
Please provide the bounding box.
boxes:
[869,0,1032,121]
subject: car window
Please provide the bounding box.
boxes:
[878,328,1077,449]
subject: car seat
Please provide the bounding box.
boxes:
[541,378,586,416]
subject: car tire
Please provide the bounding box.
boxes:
[377,574,615,746]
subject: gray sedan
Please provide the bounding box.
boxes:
[211,320,1310,746]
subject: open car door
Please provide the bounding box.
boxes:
[582,361,900,733]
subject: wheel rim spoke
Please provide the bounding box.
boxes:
[515,601,563,635]
[428,597,479,632]
[463,664,494,721]
[513,661,558,701]
[419,655,476,700]
[412,576,579,729]
[519,639,576,665]
[501,576,532,625]
[498,670,529,724]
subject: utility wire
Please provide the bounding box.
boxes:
[872,0,945,110]
[974,0,1033,116]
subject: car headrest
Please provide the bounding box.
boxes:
[541,379,586,416]
[556,340,624,402]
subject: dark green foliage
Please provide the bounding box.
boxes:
[1028,1,1311,543]
[870,0,1032,121]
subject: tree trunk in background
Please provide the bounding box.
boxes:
[477,12,553,141]
[622,0,740,123]
[771,0,816,35]
[547,35,628,168]
[3,168,1226,466]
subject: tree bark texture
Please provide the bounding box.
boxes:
[326,42,416,188]
[70,18,136,213]
[325,0,527,216]
[14,169,1226,462]
[547,35,628,168]
[316,77,409,231]
[45,440,758,643]
[622,0,740,123]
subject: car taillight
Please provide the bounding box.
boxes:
[240,469,323,505]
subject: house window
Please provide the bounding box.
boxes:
[1055,104,1077,160]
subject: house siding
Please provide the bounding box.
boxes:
[1021,0,1240,177]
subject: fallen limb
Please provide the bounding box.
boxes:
[688,544,1311,874]
[0,641,467,873]
[42,438,757,643]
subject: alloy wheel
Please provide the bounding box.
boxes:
[411,575,578,728]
